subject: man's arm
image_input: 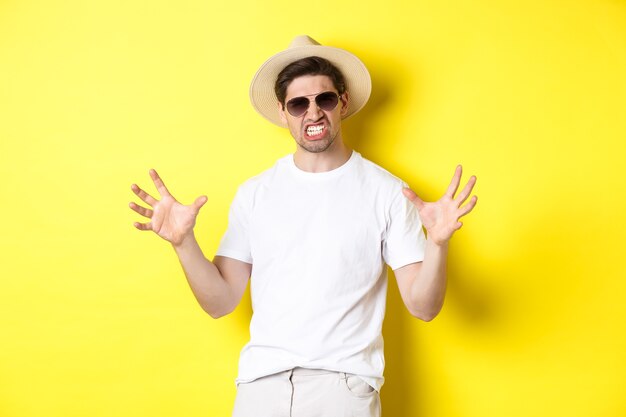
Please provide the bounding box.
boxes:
[395,165,477,321]
[394,241,447,321]
[173,234,251,318]
[129,169,250,319]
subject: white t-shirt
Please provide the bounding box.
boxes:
[216,151,426,391]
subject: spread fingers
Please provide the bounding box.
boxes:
[129,202,153,218]
[131,183,158,206]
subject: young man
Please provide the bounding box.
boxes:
[129,36,477,417]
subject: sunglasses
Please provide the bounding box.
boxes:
[285,91,341,117]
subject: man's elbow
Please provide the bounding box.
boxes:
[417,312,438,322]
[201,302,235,319]
[408,305,442,322]
[206,309,227,319]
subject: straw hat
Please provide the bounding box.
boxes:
[249,35,372,127]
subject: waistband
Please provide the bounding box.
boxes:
[265,367,346,379]
[290,367,343,377]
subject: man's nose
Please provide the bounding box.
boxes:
[305,99,323,119]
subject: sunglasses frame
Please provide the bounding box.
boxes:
[284,91,342,117]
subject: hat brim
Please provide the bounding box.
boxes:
[249,44,372,127]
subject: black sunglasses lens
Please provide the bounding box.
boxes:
[286,97,310,117]
[315,92,339,111]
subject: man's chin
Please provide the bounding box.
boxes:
[298,139,333,154]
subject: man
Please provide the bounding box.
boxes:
[129,35,477,417]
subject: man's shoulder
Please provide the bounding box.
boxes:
[355,153,407,189]
[236,154,291,194]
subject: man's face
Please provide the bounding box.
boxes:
[278,74,349,154]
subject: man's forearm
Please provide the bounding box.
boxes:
[172,233,237,318]
[409,239,449,321]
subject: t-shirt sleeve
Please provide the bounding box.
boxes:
[215,186,253,264]
[382,184,426,270]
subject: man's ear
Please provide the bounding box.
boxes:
[340,91,350,117]
[278,101,287,125]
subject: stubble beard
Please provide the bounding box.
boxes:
[294,123,339,154]
[297,136,334,153]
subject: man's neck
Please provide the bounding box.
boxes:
[293,142,352,173]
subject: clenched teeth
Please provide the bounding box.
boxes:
[306,125,324,136]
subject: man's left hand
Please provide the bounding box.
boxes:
[402,165,478,246]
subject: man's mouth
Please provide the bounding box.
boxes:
[304,123,326,139]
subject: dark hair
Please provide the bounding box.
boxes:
[274,56,346,106]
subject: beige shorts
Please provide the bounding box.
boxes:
[232,367,381,417]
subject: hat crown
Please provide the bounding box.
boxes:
[288,35,321,48]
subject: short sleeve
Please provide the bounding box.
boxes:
[215,186,253,264]
[382,184,426,270]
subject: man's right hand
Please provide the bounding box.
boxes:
[129,169,208,247]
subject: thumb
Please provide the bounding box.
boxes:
[402,187,425,210]
[193,195,208,211]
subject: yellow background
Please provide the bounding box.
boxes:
[1,0,625,416]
